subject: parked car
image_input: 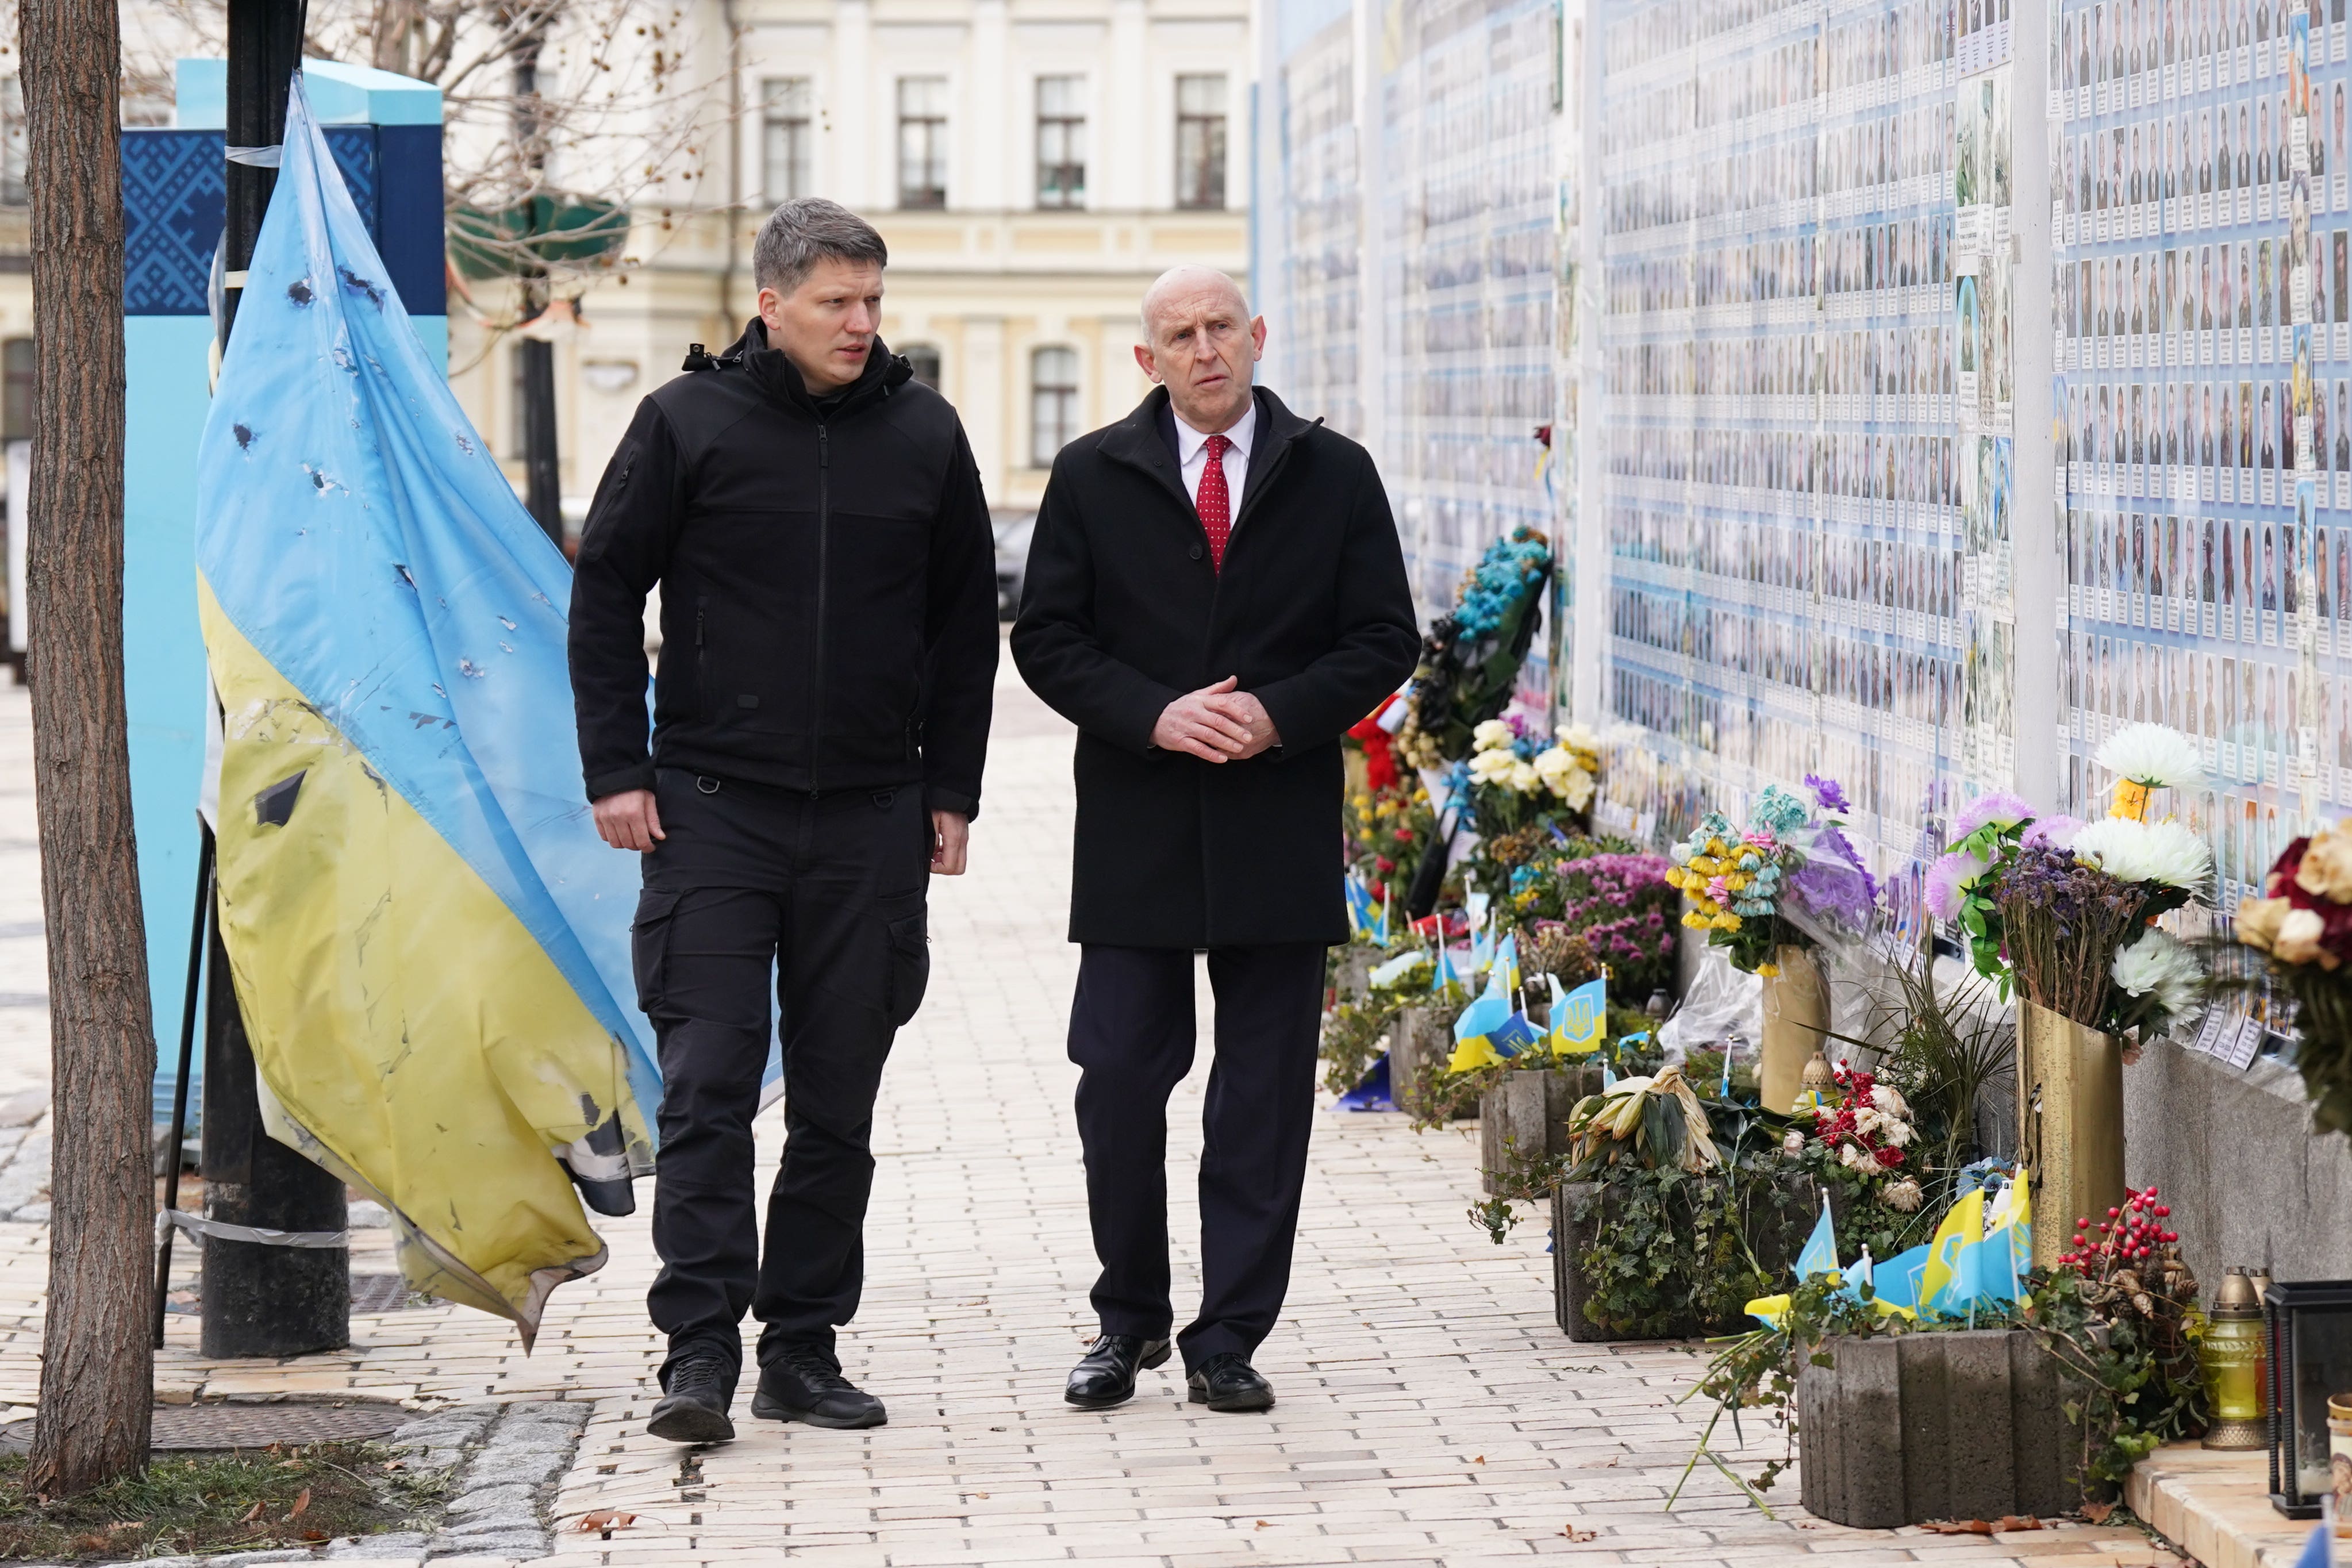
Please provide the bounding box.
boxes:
[992,510,1036,620]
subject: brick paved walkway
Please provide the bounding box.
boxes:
[0,670,2190,1566]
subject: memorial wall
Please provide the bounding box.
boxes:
[1259,0,2349,947]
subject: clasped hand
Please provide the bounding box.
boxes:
[1151,675,1279,763]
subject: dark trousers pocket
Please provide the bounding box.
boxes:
[632,887,683,1016]
[883,905,930,1028]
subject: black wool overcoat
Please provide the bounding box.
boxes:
[1010,385,1419,949]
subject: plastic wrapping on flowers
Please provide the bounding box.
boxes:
[1663,778,1879,975]
[2236,818,2352,1135]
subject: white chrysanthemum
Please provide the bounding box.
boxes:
[2095,722,2208,790]
[1471,719,1515,753]
[1880,1118,1915,1148]
[1838,1143,1859,1167]
[1467,748,1519,785]
[2112,927,2207,1019]
[1854,1152,1884,1178]
[1506,759,1542,794]
[1869,1084,1910,1119]
[1853,1106,1882,1137]
[2068,817,2213,892]
[1884,1177,1924,1213]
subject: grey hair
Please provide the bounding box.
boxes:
[752,198,889,294]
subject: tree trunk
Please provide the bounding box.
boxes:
[19,0,156,1496]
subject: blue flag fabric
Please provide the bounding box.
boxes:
[1794,1198,1840,1280]
[192,75,666,1339]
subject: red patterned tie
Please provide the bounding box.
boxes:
[1197,432,1232,571]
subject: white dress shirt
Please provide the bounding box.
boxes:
[1174,403,1255,519]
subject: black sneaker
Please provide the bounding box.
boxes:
[646,1354,736,1444]
[752,1342,887,1429]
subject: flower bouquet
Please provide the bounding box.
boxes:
[1663,775,1878,977]
[1665,777,1878,1113]
[1462,717,1603,909]
[2234,818,2352,1136]
[1780,1064,1926,1216]
[1394,526,1552,769]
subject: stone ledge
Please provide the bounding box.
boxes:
[2128,1443,2317,1567]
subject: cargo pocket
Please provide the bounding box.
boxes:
[631,888,682,1017]
[881,897,930,1028]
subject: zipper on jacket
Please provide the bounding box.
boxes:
[811,422,830,797]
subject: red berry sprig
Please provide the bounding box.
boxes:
[2054,1186,2180,1277]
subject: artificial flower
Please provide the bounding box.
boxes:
[1467,747,1520,785]
[1471,718,1515,752]
[2095,721,2208,791]
[2294,818,2352,904]
[1804,773,1851,813]
[2066,817,2213,892]
[1781,1128,1807,1157]
[2277,906,2333,967]
[1923,849,1988,920]
[2235,894,2292,955]
[1869,1083,1909,1120]
[1883,1177,1924,1213]
[1954,790,2036,837]
[2023,813,2085,849]
[2111,928,2206,1019]
[1506,759,1540,794]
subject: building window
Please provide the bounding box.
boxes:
[897,76,949,210]
[902,344,941,389]
[1030,347,1079,466]
[1175,74,1227,211]
[1035,75,1086,209]
[762,78,813,202]
[0,78,25,208]
[1,340,29,439]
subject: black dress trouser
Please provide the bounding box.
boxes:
[1067,941,1328,1371]
[631,768,931,1386]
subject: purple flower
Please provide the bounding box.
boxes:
[1953,790,2036,838]
[1805,774,1851,813]
[1924,850,1986,921]
[2024,813,2084,850]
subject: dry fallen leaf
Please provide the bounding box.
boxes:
[237,1501,265,1525]
[300,1529,328,1543]
[2081,1501,2116,1524]
[1922,1520,1995,1535]
[577,1509,639,1534]
[286,1487,311,1521]
[1471,1455,1486,1465]
[1993,1515,2043,1532]
[1254,1520,1271,1529]
[1563,1527,1597,1542]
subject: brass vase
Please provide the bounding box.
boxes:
[2016,998,2126,1270]
[1759,944,1828,1115]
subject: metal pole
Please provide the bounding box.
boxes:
[202,0,349,1359]
[152,823,213,1349]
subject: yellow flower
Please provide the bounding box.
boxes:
[1712,911,1742,931]
[1757,962,1781,978]
[1681,912,1709,929]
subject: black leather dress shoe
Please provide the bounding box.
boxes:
[646,1354,737,1444]
[752,1343,887,1429]
[1064,1334,1173,1409]
[1186,1352,1274,1412]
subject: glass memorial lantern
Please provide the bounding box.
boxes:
[2267,1282,2352,1517]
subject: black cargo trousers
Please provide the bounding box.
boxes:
[632,766,932,1386]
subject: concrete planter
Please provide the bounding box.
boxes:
[1796,1329,2090,1527]
[1479,1063,1604,1195]
[1389,1006,1471,1121]
[1550,1181,1709,1342]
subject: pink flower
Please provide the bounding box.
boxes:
[1924,850,1986,921]
[1953,790,2036,837]
[1706,875,1732,904]
[2024,813,2084,850]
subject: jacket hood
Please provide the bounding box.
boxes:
[719,316,913,414]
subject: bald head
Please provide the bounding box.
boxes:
[1135,266,1265,435]
[1140,266,1250,341]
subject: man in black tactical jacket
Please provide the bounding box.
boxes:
[569,197,997,1445]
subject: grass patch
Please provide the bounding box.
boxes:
[0,1442,448,1562]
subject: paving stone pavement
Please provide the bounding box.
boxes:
[0,671,2193,1564]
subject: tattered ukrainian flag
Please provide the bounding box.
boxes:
[194,77,660,1344]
